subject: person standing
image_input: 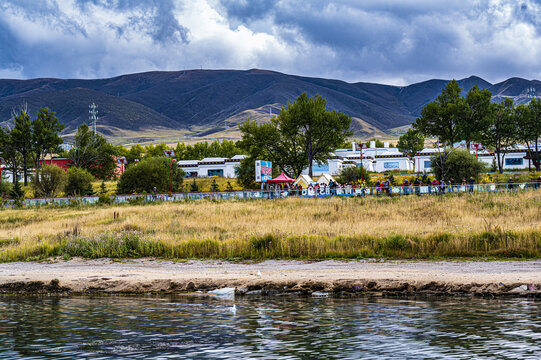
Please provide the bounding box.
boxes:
[468,177,475,193]
[440,180,447,194]
[507,177,514,191]
[414,178,421,196]
[383,179,390,195]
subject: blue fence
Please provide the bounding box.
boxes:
[2,181,540,208]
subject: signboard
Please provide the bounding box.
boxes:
[355,143,367,151]
[471,143,482,150]
[312,164,329,172]
[163,150,175,158]
[383,161,400,169]
[117,157,127,164]
[255,160,272,183]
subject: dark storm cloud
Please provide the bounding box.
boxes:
[1,0,541,84]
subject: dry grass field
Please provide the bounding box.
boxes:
[0,191,540,261]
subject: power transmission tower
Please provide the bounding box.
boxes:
[89,102,98,134]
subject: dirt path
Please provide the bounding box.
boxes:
[0,259,540,296]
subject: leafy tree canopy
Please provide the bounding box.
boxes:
[238,92,352,178]
[431,149,486,182]
[397,129,424,161]
[117,157,184,194]
[69,124,118,179]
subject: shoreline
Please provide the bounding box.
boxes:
[0,259,540,297]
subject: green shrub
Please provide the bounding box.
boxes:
[190,178,199,192]
[210,178,220,192]
[337,165,371,184]
[117,157,184,194]
[33,164,67,198]
[431,149,486,181]
[65,167,95,196]
[9,180,24,200]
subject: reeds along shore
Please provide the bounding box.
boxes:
[0,191,539,261]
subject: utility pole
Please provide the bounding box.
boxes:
[89,102,98,134]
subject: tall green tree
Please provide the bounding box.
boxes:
[68,123,117,179]
[238,93,352,179]
[397,129,424,168]
[31,107,65,170]
[414,80,466,146]
[238,120,307,178]
[0,127,21,187]
[461,85,492,149]
[11,110,32,185]
[480,98,518,173]
[518,99,541,171]
[285,93,352,177]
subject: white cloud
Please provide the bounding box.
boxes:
[1,0,541,84]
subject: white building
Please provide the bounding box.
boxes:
[324,142,413,174]
[177,155,246,178]
[414,146,531,172]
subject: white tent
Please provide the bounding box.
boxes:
[294,174,313,188]
[317,173,336,185]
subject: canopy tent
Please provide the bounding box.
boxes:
[267,172,296,183]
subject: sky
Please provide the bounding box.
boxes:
[1,0,541,85]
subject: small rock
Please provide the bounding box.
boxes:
[246,290,263,296]
[510,285,528,293]
[209,287,236,297]
[311,291,329,297]
[235,287,248,295]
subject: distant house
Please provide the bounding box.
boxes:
[38,157,125,178]
[39,158,72,171]
[177,155,247,178]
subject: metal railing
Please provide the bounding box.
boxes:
[2,181,541,208]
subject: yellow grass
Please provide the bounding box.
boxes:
[0,191,540,261]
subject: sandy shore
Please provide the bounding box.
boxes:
[0,259,540,296]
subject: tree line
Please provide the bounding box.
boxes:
[412,80,541,172]
[0,108,64,192]
[116,139,241,166]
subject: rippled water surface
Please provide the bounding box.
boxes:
[0,295,539,359]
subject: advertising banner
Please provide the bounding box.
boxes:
[255,160,272,182]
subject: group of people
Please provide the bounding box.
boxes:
[269,175,541,197]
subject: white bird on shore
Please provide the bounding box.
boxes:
[257,271,262,277]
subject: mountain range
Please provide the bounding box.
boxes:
[0,69,539,143]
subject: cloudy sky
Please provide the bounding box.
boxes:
[1,0,540,85]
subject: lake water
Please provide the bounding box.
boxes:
[0,295,539,359]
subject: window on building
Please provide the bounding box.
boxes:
[208,169,224,177]
[424,160,432,168]
[505,158,523,166]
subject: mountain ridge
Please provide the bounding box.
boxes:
[0,69,538,142]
